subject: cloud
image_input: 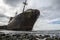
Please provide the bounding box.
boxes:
[40,0,60,19]
[2,0,60,19]
[0,0,60,30]
[33,18,60,30]
[48,18,60,24]
[0,14,9,25]
[51,21,60,24]
[0,18,9,25]
[25,0,60,20]
[33,23,60,30]
[0,6,10,18]
[0,13,6,17]
[3,0,25,7]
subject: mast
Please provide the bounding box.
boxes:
[22,0,27,13]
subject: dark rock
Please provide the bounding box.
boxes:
[0,25,7,29]
[7,9,40,31]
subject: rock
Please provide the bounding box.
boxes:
[0,25,7,29]
[7,9,40,31]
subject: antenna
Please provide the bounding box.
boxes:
[22,0,27,12]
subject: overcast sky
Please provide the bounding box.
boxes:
[0,0,60,30]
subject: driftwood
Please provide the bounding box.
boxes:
[7,9,40,31]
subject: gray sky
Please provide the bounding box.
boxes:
[0,0,60,30]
